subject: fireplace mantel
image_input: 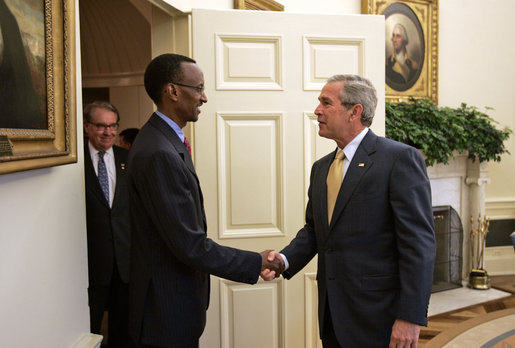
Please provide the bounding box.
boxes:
[426,151,489,280]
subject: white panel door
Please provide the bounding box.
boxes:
[191,9,384,348]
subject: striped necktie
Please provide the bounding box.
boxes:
[97,151,109,202]
[184,137,191,156]
[327,150,345,224]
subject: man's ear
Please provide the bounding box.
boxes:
[351,104,364,120]
[164,83,179,102]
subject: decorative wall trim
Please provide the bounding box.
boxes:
[303,112,336,207]
[303,36,365,91]
[304,273,320,348]
[217,112,284,238]
[486,198,515,220]
[485,246,515,276]
[82,71,145,88]
[220,279,285,347]
[215,33,283,90]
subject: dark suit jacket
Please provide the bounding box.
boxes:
[84,142,131,286]
[386,54,418,90]
[127,114,262,347]
[281,130,436,347]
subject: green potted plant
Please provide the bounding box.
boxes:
[385,98,512,166]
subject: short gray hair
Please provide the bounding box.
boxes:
[327,74,377,127]
[83,101,120,123]
[393,23,409,45]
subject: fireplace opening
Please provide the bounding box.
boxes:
[431,205,463,293]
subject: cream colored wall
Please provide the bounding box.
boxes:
[438,0,515,220]
[0,2,91,346]
[111,85,154,131]
[438,0,515,275]
[0,161,90,348]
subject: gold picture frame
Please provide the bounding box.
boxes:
[362,0,438,104]
[234,0,284,11]
[0,0,76,174]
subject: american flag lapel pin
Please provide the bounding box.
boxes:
[358,163,365,167]
[121,163,126,170]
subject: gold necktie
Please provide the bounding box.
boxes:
[327,151,345,224]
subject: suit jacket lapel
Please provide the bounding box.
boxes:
[112,146,127,207]
[149,114,196,174]
[148,113,207,229]
[328,130,377,231]
[319,149,337,234]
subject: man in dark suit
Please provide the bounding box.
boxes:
[264,75,436,347]
[127,53,283,347]
[118,128,139,150]
[83,101,131,347]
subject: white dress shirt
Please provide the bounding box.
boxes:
[155,110,185,141]
[281,127,370,270]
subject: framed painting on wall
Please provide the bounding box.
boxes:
[234,0,284,11]
[0,0,76,174]
[362,0,438,104]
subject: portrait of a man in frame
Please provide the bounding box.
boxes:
[0,0,46,130]
[384,2,424,92]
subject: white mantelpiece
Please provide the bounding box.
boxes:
[426,151,490,280]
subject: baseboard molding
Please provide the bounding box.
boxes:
[70,333,103,348]
[485,246,515,275]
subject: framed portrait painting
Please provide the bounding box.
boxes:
[234,0,284,11]
[0,0,76,174]
[362,0,438,104]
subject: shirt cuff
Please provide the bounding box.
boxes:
[280,253,289,270]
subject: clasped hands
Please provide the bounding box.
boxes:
[259,250,284,281]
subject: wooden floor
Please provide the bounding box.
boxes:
[419,275,515,346]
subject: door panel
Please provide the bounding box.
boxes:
[192,9,384,347]
[217,112,284,239]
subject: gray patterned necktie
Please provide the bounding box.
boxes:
[97,151,109,202]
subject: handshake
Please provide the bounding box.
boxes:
[259,250,284,281]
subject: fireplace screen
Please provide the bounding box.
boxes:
[431,205,463,293]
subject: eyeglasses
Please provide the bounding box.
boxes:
[172,82,205,94]
[88,122,119,131]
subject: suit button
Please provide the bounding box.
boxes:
[328,276,335,280]
[327,248,333,254]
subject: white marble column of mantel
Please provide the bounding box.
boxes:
[426,152,490,281]
[465,159,491,270]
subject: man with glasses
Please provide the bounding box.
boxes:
[127,53,283,347]
[83,101,131,347]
